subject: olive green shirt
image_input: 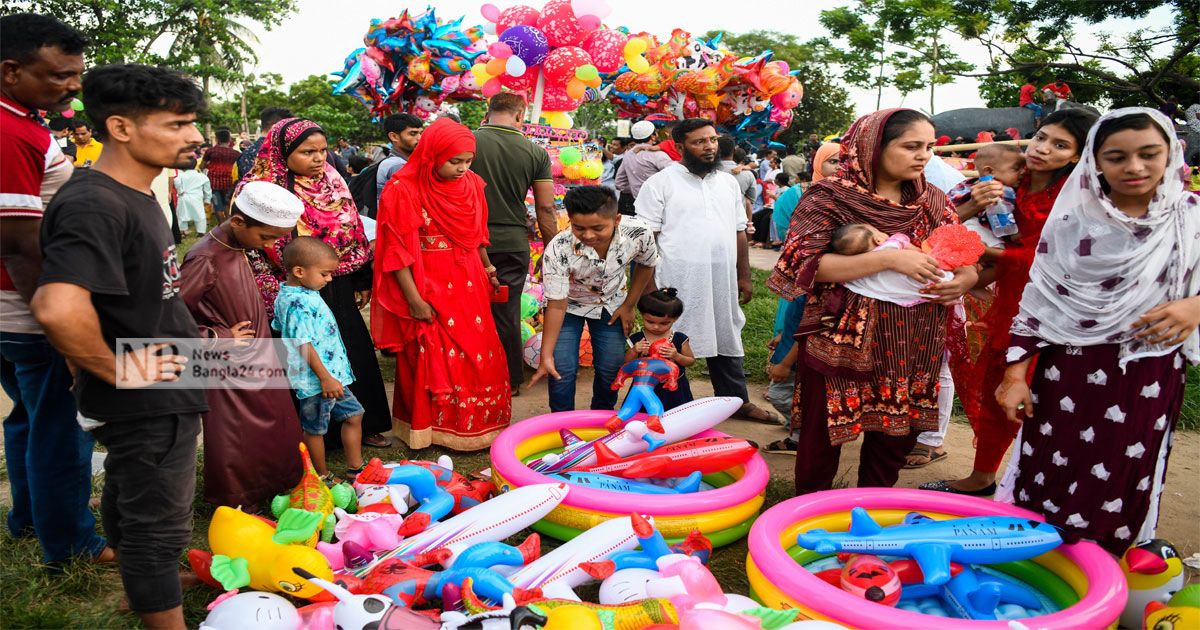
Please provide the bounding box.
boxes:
[471,124,553,253]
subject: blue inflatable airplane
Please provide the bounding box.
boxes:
[901,563,1045,620]
[548,471,703,495]
[797,507,1062,585]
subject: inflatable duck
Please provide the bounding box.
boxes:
[208,506,333,599]
[1120,539,1186,629]
[1145,584,1200,630]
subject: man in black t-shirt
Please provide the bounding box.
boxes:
[32,64,208,629]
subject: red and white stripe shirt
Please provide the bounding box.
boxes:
[1,96,74,333]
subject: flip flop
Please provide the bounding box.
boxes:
[903,445,948,469]
[733,403,785,425]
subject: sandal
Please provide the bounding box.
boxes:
[919,479,997,496]
[903,445,948,469]
[345,465,364,482]
[764,437,798,454]
[363,433,391,448]
[733,403,785,425]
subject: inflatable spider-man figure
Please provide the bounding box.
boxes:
[605,338,679,435]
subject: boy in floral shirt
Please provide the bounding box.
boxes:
[272,236,363,480]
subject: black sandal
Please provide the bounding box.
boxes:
[919,479,996,496]
[363,433,391,448]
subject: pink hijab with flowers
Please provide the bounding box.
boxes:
[233,118,370,315]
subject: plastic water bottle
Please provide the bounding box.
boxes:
[980,175,1019,237]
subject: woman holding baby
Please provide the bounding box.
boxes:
[769,108,978,495]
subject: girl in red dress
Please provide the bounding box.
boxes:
[372,119,511,450]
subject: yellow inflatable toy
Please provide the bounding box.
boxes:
[1144,584,1199,630]
[208,506,334,599]
[543,605,604,630]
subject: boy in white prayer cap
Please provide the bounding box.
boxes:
[178,180,309,507]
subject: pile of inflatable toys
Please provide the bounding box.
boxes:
[331,1,804,144]
[189,378,1194,629]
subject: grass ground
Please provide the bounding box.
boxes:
[0,441,800,628]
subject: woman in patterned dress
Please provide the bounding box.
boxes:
[233,118,393,448]
[769,109,978,494]
[371,118,512,450]
[995,109,1200,554]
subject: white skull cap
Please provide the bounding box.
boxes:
[234,181,304,228]
[631,120,656,141]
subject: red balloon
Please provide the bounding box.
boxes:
[500,69,537,91]
[496,5,540,35]
[540,83,584,112]
[581,28,628,73]
[541,46,592,85]
[535,0,586,47]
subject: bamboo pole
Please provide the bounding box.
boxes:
[933,139,1031,153]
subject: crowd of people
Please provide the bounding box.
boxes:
[2,12,1199,629]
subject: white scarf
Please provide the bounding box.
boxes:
[1009,107,1200,369]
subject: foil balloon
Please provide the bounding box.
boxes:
[407,51,435,89]
[771,76,804,110]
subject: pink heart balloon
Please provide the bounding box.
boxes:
[481,3,501,22]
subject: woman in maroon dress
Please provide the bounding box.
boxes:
[769,109,977,494]
[995,109,1200,554]
[180,181,305,507]
[372,118,512,450]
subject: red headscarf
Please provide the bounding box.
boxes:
[936,135,951,146]
[380,117,488,250]
[975,130,995,143]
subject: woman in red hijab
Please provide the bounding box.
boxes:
[372,118,512,450]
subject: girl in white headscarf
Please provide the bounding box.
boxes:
[995,108,1200,554]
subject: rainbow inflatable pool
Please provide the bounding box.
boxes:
[490,407,768,547]
[746,488,1127,628]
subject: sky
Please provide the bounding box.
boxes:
[240,0,1176,118]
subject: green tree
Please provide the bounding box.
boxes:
[286,75,378,143]
[202,72,287,133]
[573,100,617,140]
[12,0,297,102]
[812,0,973,114]
[949,0,1198,106]
[703,30,857,145]
[453,101,487,129]
[10,0,167,65]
